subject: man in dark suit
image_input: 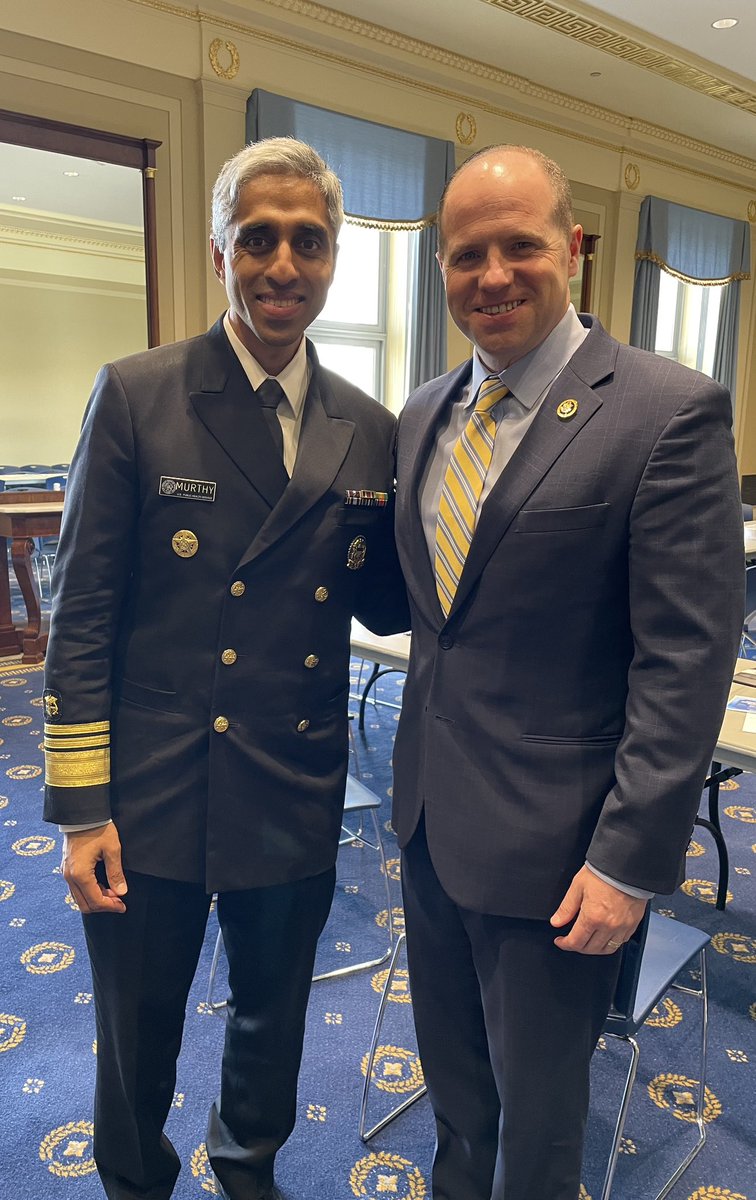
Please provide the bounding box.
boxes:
[43,137,406,1200]
[392,144,743,1200]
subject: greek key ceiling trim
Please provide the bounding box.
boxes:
[124,0,756,178]
[484,0,756,116]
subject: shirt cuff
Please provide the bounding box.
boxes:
[585,861,654,900]
[59,820,112,833]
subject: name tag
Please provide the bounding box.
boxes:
[159,476,216,502]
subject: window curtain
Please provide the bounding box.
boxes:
[247,91,455,388]
[630,195,751,396]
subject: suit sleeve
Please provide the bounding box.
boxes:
[43,364,138,825]
[586,377,744,893]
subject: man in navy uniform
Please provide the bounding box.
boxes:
[43,137,406,1200]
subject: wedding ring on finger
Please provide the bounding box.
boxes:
[606,939,622,950]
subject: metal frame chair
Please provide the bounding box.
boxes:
[359,912,710,1200]
[599,911,709,1200]
[206,774,395,1011]
[741,563,756,656]
[359,931,426,1141]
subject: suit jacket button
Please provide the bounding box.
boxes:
[213,716,229,733]
[230,581,245,597]
[304,654,319,668]
[439,635,454,650]
[297,719,310,732]
[221,649,237,665]
[314,586,329,602]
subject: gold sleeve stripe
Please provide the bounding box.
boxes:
[45,747,110,788]
[44,735,110,750]
[44,720,110,736]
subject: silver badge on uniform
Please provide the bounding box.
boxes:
[347,535,367,570]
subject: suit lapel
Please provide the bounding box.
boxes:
[189,319,289,509]
[239,351,355,565]
[449,320,619,618]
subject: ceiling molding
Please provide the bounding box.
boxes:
[124,0,756,177]
[484,0,756,115]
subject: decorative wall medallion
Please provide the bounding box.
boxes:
[455,111,477,146]
[209,37,240,80]
[748,199,756,222]
[624,162,641,191]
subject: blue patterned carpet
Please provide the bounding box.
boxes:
[0,653,754,1200]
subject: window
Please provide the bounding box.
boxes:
[308,221,415,411]
[654,270,723,377]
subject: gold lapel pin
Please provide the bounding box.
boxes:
[556,398,578,421]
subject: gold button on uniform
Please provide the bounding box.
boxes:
[230,581,245,597]
[314,587,328,602]
[221,649,237,665]
[213,716,229,733]
[297,719,310,732]
[304,654,319,669]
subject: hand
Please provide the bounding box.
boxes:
[62,824,128,915]
[549,865,647,954]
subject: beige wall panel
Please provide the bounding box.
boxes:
[1,280,146,463]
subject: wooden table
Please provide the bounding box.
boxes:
[0,492,64,663]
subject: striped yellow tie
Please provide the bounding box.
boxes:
[435,376,508,616]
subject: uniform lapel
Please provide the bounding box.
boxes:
[189,319,289,509]
[448,321,618,618]
[239,348,355,565]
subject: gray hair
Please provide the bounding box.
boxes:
[437,144,575,254]
[211,136,344,250]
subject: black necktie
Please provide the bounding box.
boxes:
[256,378,285,460]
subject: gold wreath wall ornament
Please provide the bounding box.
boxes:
[624,162,641,191]
[209,38,240,80]
[455,111,477,146]
[748,199,756,222]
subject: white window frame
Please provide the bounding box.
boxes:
[309,225,415,411]
[654,270,724,377]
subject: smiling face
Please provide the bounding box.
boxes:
[211,172,337,375]
[437,150,582,372]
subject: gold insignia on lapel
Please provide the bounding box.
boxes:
[347,536,367,571]
[556,398,578,421]
[172,530,199,558]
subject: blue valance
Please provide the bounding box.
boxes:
[635,196,750,285]
[247,90,455,229]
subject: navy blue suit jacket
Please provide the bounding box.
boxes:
[392,316,743,918]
